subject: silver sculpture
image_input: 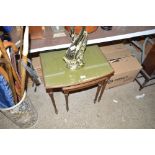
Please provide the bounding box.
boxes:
[63,26,88,70]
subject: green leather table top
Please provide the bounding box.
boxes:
[40,45,114,89]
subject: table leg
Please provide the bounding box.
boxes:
[98,80,107,102]
[49,92,58,114]
[64,93,69,112]
[94,83,102,104]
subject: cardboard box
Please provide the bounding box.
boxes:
[100,43,142,89]
[100,43,131,60]
[106,56,142,89]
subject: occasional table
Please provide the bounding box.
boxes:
[40,45,114,114]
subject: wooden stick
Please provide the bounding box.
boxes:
[6,62,18,103]
[3,41,18,53]
[20,26,29,97]
[3,41,20,79]
[19,26,24,76]
[0,39,21,88]
[0,50,2,57]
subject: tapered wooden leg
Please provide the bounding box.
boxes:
[64,93,69,112]
[94,83,102,104]
[49,92,58,114]
[98,80,107,102]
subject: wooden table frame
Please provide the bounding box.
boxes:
[46,72,113,114]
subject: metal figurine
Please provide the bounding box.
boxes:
[63,26,88,70]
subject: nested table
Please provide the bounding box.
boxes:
[40,45,114,114]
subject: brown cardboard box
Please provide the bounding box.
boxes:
[106,56,142,89]
[100,43,131,60]
[100,43,142,89]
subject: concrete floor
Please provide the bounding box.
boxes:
[0,44,155,129]
[0,81,155,129]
